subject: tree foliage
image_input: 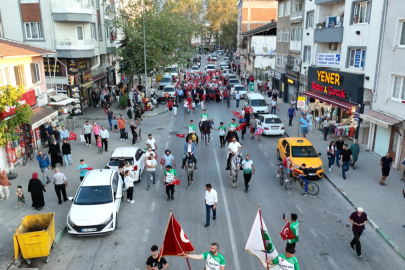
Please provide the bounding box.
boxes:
[0,85,33,147]
[218,19,238,50]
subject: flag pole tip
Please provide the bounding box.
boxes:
[258,204,261,208]
[170,208,173,212]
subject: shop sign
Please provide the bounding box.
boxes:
[311,82,346,98]
[68,60,79,75]
[316,53,341,68]
[37,93,48,106]
[107,66,115,72]
[81,70,93,83]
[286,74,297,85]
[79,60,87,71]
[273,70,282,80]
[43,59,65,77]
[0,91,37,119]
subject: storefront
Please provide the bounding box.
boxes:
[304,67,364,139]
[286,72,298,103]
[271,70,285,102]
[107,66,116,85]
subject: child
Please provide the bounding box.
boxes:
[113,117,118,133]
[172,101,178,116]
[97,136,102,154]
[124,170,135,203]
[15,185,26,208]
[77,159,89,181]
[214,122,227,148]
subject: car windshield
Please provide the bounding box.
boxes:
[207,66,215,69]
[265,118,282,124]
[230,80,239,84]
[164,88,175,92]
[192,67,198,70]
[74,186,113,205]
[235,86,245,91]
[160,77,170,82]
[229,75,237,79]
[291,146,318,158]
[109,158,134,166]
[165,67,177,73]
[251,100,267,106]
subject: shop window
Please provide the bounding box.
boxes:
[284,30,289,42]
[396,20,405,47]
[277,29,283,42]
[306,11,314,29]
[90,23,96,40]
[30,63,41,84]
[14,65,26,86]
[285,1,291,16]
[282,55,288,68]
[391,75,405,101]
[279,3,284,18]
[24,22,43,40]
[303,46,311,63]
[276,54,282,67]
[352,1,371,25]
[348,48,365,69]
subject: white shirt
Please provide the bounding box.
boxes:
[235,92,240,100]
[271,100,277,107]
[99,129,109,139]
[124,176,133,188]
[228,141,241,153]
[187,144,192,153]
[184,100,189,107]
[145,151,155,160]
[146,159,157,171]
[146,138,156,150]
[205,189,218,206]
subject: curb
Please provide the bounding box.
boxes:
[142,107,168,118]
[323,174,405,261]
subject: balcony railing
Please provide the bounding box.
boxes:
[290,11,303,23]
[314,27,344,43]
[315,0,342,4]
[52,0,93,9]
[55,39,96,50]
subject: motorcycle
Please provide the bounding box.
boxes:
[150,95,159,108]
[142,98,154,111]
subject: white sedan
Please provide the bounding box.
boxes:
[256,114,285,135]
[107,147,146,182]
[191,66,199,73]
[67,169,122,235]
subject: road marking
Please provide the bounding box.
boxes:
[270,162,274,166]
[310,228,319,238]
[143,229,149,242]
[213,149,241,270]
[165,141,169,150]
[327,257,340,270]
[287,190,292,196]
[156,181,160,189]
[151,202,155,212]
[296,204,304,214]
[264,152,268,156]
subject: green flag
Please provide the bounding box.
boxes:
[261,229,275,254]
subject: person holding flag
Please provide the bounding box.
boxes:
[163,165,177,201]
[200,108,209,133]
[185,120,198,146]
[283,213,299,249]
[146,245,168,270]
[265,245,300,270]
[184,243,225,270]
[226,118,239,142]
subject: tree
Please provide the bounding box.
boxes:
[0,84,34,147]
[219,19,238,50]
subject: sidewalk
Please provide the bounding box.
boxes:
[272,96,405,259]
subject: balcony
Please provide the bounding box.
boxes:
[290,11,303,24]
[315,0,342,4]
[52,0,94,23]
[55,39,96,58]
[314,27,344,43]
[290,40,302,52]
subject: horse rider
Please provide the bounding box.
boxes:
[185,120,198,146]
[226,137,242,170]
[226,118,240,142]
[181,138,197,169]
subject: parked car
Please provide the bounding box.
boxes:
[162,86,176,98]
[159,75,171,90]
[256,114,285,135]
[107,147,146,182]
[234,85,247,98]
[229,79,240,87]
[67,169,122,235]
[191,66,199,74]
[205,64,216,72]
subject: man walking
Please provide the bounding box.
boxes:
[235,90,240,108]
[99,126,109,152]
[204,183,217,227]
[146,134,157,152]
[299,114,309,138]
[163,165,177,201]
[284,213,299,249]
[36,151,51,186]
[185,243,225,269]
[241,155,254,193]
[60,126,69,141]
[146,245,168,270]
[349,207,368,258]
[106,108,114,131]
[380,152,393,186]
[52,168,68,204]
[162,150,176,169]
[321,117,331,141]
[117,115,126,141]
[265,245,299,269]
[350,139,360,169]
[82,121,93,146]
[335,137,344,167]
[287,105,296,126]
[340,144,353,180]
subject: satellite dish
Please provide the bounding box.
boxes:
[338,6,345,17]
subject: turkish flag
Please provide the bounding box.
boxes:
[245,107,253,114]
[176,133,186,138]
[68,132,77,141]
[236,122,247,131]
[279,222,297,241]
[79,167,93,170]
[232,111,242,119]
[158,212,194,261]
[165,179,180,186]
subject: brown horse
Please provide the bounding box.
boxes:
[199,119,214,146]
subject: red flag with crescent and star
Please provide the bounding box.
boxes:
[279,222,297,241]
[158,212,194,261]
[232,111,243,119]
[68,132,77,141]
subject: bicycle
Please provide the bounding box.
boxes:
[23,143,35,166]
[282,167,319,195]
[278,164,289,185]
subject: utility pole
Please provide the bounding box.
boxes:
[142,0,148,96]
[295,59,302,137]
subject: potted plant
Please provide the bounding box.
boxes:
[316,22,325,29]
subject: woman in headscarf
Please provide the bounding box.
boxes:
[48,140,63,169]
[28,173,46,210]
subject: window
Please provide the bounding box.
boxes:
[105,25,109,40]
[392,76,405,101]
[276,54,281,67]
[294,0,303,13]
[397,21,405,47]
[279,3,284,18]
[98,25,102,41]
[76,25,84,40]
[291,28,295,41]
[353,1,370,24]
[296,28,302,41]
[303,46,311,63]
[282,54,288,68]
[30,63,41,84]
[285,1,291,16]
[284,30,290,42]
[307,11,314,29]
[24,22,43,39]
[4,67,10,85]
[21,0,39,2]
[14,65,26,86]
[277,29,283,42]
[349,48,365,68]
[90,23,96,39]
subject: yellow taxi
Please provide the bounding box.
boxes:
[277,137,324,179]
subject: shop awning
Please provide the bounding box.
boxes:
[360,110,402,129]
[30,107,58,129]
[303,90,357,111]
[48,98,76,106]
[81,81,93,88]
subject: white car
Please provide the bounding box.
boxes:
[205,64,216,72]
[162,86,176,98]
[191,66,199,73]
[67,169,122,235]
[234,85,247,98]
[256,114,285,135]
[107,147,146,181]
[228,74,238,80]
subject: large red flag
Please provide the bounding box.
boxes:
[279,222,297,241]
[158,212,194,261]
[232,111,242,119]
[68,132,77,141]
[235,122,247,131]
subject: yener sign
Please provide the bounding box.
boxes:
[317,70,341,86]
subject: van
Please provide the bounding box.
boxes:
[159,75,172,90]
[165,64,179,77]
[245,93,269,114]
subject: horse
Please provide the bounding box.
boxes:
[185,154,195,189]
[199,119,214,146]
[229,152,242,187]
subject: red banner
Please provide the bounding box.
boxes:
[68,132,77,141]
[0,91,37,119]
[279,222,297,240]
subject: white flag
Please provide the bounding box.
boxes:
[245,209,279,268]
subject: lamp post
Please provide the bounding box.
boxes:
[142,0,148,96]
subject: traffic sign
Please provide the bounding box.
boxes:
[297,97,305,109]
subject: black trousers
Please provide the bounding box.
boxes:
[289,115,294,126]
[54,184,67,203]
[350,231,363,256]
[324,127,330,140]
[84,133,91,144]
[219,136,225,146]
[132,132,137,144]
[126,186,133,200]
[102,138,108,151]
[165,184,175,198]
[244,173,252,187]
[120,128,125,139]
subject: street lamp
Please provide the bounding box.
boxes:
[142,0,148,96]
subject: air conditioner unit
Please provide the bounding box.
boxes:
[34,86,42,97]
[329,42,338,50]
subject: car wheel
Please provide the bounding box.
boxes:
[277,149,281,160]
[138,169,142,182]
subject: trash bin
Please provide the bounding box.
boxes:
[14,212,55,265]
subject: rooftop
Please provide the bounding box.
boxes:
[0,38,56,59]
[240,22,277,36]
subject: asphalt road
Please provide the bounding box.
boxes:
[32,55,404,270]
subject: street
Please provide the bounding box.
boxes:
[21,55,404,270]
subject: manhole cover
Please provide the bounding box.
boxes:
[170,132,178,135]
[156,128,164,130]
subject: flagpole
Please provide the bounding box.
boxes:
[170,209,192,270]
[258,204,270,270]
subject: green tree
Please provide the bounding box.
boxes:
[219,19,238,50]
